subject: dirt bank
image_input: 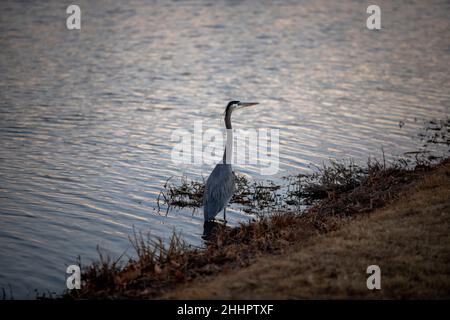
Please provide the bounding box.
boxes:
[65,159,450,299]
[165,161,450,299]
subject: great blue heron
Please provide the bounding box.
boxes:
[203,101,259,224]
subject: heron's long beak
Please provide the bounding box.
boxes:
[237,102,259,109]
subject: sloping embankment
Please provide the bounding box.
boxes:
[65,159,450,299]
[164,161,450,299]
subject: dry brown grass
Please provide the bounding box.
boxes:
[164,162,450,299]
[64,159,450,299]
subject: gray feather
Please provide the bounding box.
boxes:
[203,164,236,221]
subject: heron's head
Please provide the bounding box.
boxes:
[225,101,259,117]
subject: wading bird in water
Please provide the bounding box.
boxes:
[203,101,259,226]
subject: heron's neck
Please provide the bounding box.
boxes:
[223,111,232,164]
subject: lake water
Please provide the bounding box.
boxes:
[0,0,449,298]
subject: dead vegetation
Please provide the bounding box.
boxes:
[157,173,284,217]
[157,157,426,218]
[419,118,450,148]
[165,161,450,299]
[157,176,204,210]
[63,156,449,299]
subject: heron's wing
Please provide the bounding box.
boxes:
[203,164,236,221]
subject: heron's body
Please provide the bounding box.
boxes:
[203,101,258,223]
[203,164,235,222]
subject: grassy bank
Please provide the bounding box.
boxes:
[166,160,450,299]
[63,157,450,299]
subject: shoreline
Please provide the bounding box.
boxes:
[64,158,450,299]
[166,160,450,299]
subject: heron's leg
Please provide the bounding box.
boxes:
[223,207,227,223]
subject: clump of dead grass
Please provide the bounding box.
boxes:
[420,118,450,148]
[157,173,283,217]
[157,177,205,209]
